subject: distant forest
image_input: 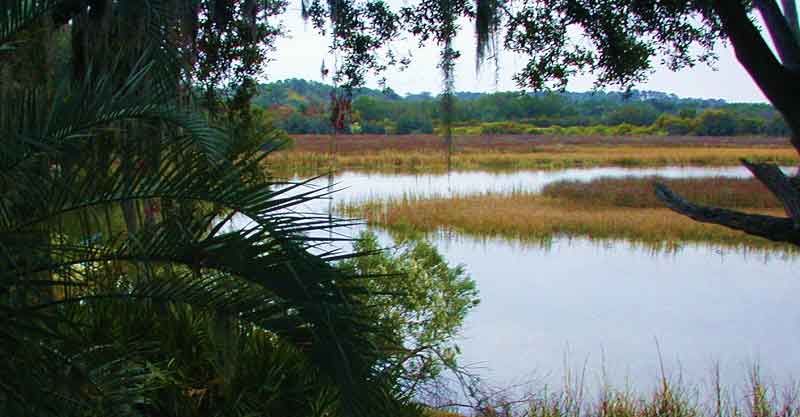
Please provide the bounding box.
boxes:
[253,78,790,137]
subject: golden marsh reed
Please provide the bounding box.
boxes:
[540,176,782,209]
[338,176,795,251]
[270,145,798,175]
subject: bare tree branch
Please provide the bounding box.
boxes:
[653,183,800,246]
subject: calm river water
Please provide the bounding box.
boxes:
[434,234,799,392]
[242,166,800,393]
[308,166,786,206]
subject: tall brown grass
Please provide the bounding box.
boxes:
[290,134,793,152]
[269,146,798,175]
[541,177,783,209]
[338,177,795,251]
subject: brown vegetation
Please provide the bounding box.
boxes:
[269,135,798,175]
[339,177,795,251]
[289,134,793,153]
[541,176,783,209]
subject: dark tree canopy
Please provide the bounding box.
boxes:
[493,1,800,246]
[501,1,723,90]
[296,0,800,245]
[41,2,800,245]
[485,1,800,246]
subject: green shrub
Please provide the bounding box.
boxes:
[339,231,480,391]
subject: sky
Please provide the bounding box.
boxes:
[262,11,769,103]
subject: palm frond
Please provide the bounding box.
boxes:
[0,1,405,415]
[0,0,61,43]
[0,61,227,172]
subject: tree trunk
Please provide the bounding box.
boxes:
[654,1,800,247]
[655,183,800,245]
[712,0,800,156]
[783,108,800,158]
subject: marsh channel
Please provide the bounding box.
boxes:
[235,166,800,395]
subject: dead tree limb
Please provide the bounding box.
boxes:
[654,162,800,247]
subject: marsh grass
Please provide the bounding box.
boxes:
[541,177,784,209]
[517,373,799,417]
[338,177,795,251]
[428,366,800,417]
[269,144,798,175]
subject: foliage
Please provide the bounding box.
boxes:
[604,103,660,127]
[655,114,695,136]
[338,231,480,397]
[283,1,726,93]
[0,1,415,416]
[694,109,739,136]
[255,79,789,137]
[226,105,294,158]
[498,1,723,90]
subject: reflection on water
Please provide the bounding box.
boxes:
[249,166,800,392]
[298,166,775,208]
[417,227,799,260]
[429,234,800,391]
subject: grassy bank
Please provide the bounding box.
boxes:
[338,177,794,251]
[269,140,797,175]
[427,367,799,417]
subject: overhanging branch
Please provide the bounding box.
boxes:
[653,183,800,246]
[741,159,800,222]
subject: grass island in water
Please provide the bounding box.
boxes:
[339,176,797,252]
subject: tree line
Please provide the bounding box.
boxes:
[256,78,789,137]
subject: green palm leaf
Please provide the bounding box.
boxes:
[0,1,403,415]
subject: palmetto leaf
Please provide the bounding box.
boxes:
[0,0,61,43]
[0,60,228,172]
[1,148,388,415]
[0,1,399,415]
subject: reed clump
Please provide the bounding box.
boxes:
[436,367,797,417]
[489,376,794,417]
[541,176,783,209]
[339,177,794,251]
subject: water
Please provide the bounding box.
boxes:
[286,165,783,212]
[436,235,800,393]
[237,166,800,394]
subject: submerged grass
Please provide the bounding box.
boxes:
[269,145,798,175]
[338,177,795,252]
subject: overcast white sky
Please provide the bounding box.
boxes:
[262,12,769,103]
